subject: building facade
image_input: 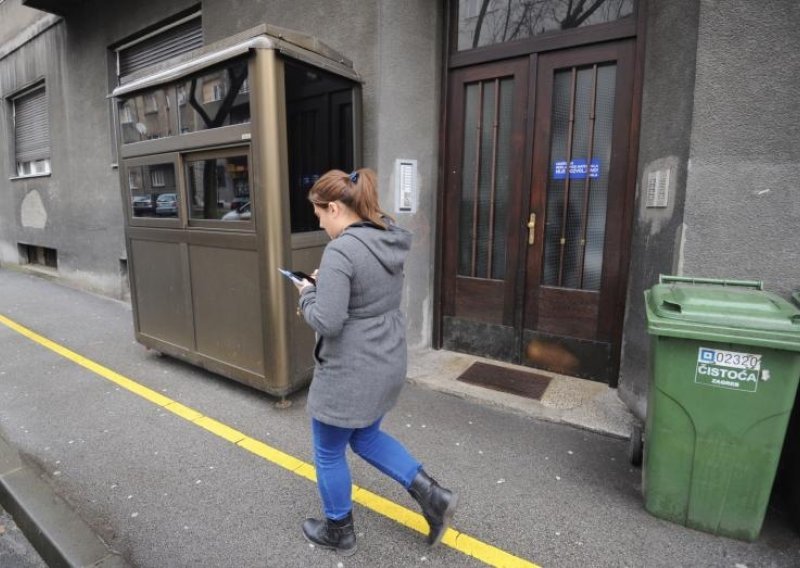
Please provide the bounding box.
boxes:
[1,0,798,416]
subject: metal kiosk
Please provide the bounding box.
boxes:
[112,25,361,398]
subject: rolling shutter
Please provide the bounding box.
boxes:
[14,87,49,163]
[118,16,203,83]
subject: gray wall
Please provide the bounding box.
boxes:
[617,0,700,418]
[0,0,442,347]
[0,0,128,298]
[0,0,43,46]
[618,0,800,418]
[682,0,800,296]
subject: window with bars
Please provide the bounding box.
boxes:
[542,63,617,291]
[457,77,513,280]
[12,85,50,178]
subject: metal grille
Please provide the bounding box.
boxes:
[458,77,513,280]
[118,17,203,83]
[14,87,49,163]
[542,63,616,290]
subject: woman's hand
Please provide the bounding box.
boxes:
[294,269,318,293]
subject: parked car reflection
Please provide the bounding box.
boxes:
[155,193,178,217]
[221,200,251,221]
[132,195,155,216]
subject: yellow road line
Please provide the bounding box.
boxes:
[0,313,540,568]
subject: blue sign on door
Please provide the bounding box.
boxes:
[553,158,601,180]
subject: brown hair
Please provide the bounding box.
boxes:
[308,168,392,229]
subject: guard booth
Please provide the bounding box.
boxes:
[111,25,361,398]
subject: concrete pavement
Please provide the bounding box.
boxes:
[0,267,798,567]
[0,503,47,568]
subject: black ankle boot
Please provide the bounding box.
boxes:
[302,512,357,556]
[408,469,459,546]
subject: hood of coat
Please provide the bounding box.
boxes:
[340,219,412,275]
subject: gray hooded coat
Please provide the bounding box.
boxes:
[298,220,412,428]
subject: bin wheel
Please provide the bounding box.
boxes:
[629,423,644,467]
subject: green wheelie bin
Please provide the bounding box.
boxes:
[643,275,800,541]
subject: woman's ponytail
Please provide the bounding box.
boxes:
[308,168,393,229]
[347,168,391,229]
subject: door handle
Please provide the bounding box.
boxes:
[527,213,536,245]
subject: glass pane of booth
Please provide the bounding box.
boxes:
[128,163,178,218]
[186,154,251,222]
[119,87,176,144]
[178,59,250,134]
[284,60,356,233]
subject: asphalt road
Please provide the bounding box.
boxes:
[0,267,798,567]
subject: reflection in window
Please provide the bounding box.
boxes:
[285,60,356,233]
[186,155,250,221]
[127,163,177,218]
[178,59,250,134]
[121,105,134,124]
[144,94,158,113]
[151,168,165,187]
[458,0,634,51]
[119,88,175,144]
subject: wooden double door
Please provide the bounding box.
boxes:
[440,41,636,383]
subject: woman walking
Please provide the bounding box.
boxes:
[292,168,457,556]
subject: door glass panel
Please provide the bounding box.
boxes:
[458,77,513,280]
[457,0,634,51]
[543,63,616,290]
[185,154,251,222]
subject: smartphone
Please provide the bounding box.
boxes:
[278,268,316,285]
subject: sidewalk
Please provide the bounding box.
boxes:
[0,267,798,567]
[407,348,635,440]
[0,431,129,567]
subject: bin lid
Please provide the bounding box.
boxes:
[645,276,800,351]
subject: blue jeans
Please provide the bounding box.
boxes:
[312,417,422,520]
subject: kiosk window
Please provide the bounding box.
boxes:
[179,59,250,134]
[128,163,177,218]
[119,88,175,144]
[186,154,250,221]
[284,60,356,233]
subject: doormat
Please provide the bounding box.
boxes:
[456,362,552,401]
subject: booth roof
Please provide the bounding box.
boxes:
[111,23,360,98]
